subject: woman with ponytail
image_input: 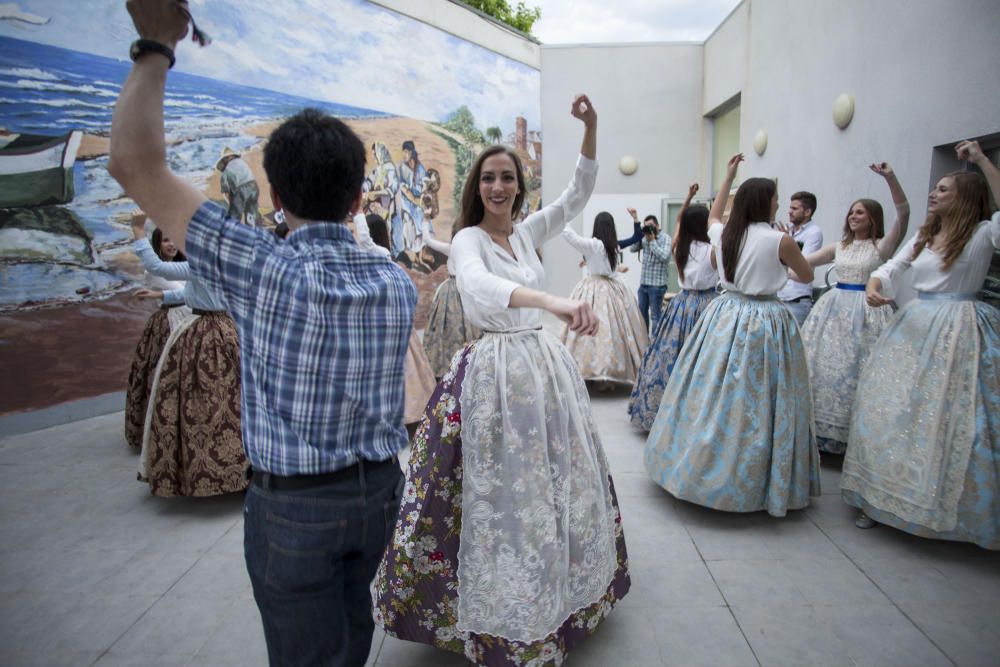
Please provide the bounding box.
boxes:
[629,182,719,430]
[644,154,821,517]
[560,210,649,385]
[842,140,1000,547]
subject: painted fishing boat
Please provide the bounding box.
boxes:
[0,130,82,208]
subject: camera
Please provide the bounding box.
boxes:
[642,223,657,235]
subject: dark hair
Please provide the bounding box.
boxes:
[721,178,777,283]
[592,212,620,271]
[263,108,365,222]
[402,140,418,161]
[643,215,658,226]
[674,204,710,283]
[150,227,185,261]
[841,198,884,249]
[791,191,817,217]
[457,145,526,230]
[366,213,391,252]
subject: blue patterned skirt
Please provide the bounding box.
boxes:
[841,298,1000,549]
[628,288,717,430]
[644,292,821,517]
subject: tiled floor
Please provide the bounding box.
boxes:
[2,389,999,666]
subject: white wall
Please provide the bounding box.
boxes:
[540,43,703,299]
[540,0,1000,301]
[370,0,540,68]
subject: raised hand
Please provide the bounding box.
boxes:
[570,94,597,127]
[626,206,638,220]
[725,153,744,181]
[868,162,895,179]
[956,140,985,164]
[130,208,148,238]
[688,183,700,198]
[125,0,190,47]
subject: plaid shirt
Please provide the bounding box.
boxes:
[637,232,671,286]
[186,202,416,476]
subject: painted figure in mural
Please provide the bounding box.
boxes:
[363,140,401,254]
[215,147,262,227]
[396,139,430,269]
[109,2,416,664]
[628,183,720,430]
[842,140,1000,548]
[559,211,649,386]
[644,153,821,517]
[798,162,910,456]
[373,94,632,667]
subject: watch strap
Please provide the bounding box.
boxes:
[130,39,176,69]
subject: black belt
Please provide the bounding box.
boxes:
[192,308,224,315]
[250,457,398,491]
[159,303,182,311]
[784,296,812,303]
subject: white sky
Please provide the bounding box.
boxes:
[531,0,744,44]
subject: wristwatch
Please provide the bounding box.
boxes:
[129,39,175,69]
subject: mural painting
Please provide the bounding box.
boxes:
[0,0,541,415]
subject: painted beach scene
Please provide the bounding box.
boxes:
[0,0,542,414]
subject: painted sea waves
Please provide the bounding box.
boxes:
[0,36,387,310]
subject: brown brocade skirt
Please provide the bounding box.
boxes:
[141,311,248,497]
[125,307,175,449]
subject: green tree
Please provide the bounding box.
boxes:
[442,106,485,145]
[485,126,503,144]
[461,0,542,36]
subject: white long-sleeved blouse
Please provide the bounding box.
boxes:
[451,155,598,332]
[872,211,1000,297]
[560,225,613,276]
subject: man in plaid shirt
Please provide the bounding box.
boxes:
[628,209,672,330]
[109,2,415,664]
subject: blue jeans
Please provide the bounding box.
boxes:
[638,284,667,331]
[244,459,404,667]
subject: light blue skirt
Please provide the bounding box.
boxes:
[628,288,717,430]
[644,292,821,517]
[841,298,1000,549]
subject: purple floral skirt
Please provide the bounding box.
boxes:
[372,345,630,666]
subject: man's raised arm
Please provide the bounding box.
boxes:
[108,0,206,254]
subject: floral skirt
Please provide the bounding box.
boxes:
[842,299,1000,549]
[372,342,631,666]
[424,276,480,378]
[404,331,437,424]
[561,275,648,385]
[800,287,895,453]
[125,306,189,449]
[644,293,821,517]
[628,288,716,430]
[141,312,248,497]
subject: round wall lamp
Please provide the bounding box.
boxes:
[753,129,768,156]
[619,155,638,176]
[833,93,855,129]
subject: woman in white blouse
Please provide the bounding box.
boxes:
[644,154,821,517]
[629,182,719,430]
[373,95,630,666]
[841,140,1000,548]
[560,211,649,385]
[421,225,481,378]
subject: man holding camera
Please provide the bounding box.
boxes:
[776,191,822,324]
[627,207,671,330]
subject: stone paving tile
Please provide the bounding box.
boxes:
[2,401,1000,667]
